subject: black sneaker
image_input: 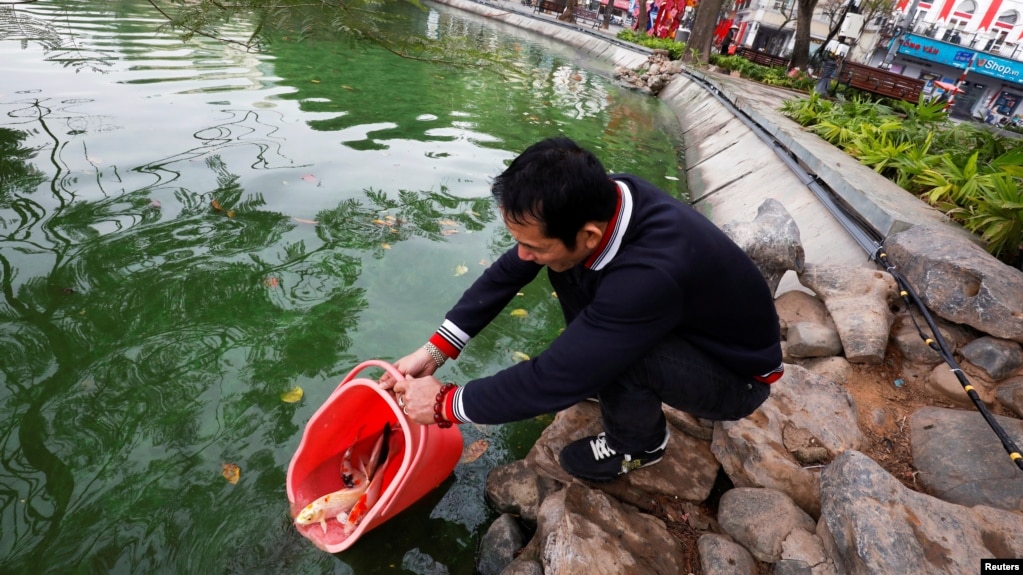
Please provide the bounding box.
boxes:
[558,429,669,482]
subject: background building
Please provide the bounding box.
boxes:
[727,0,1023,123]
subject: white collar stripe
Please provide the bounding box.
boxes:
[589,181,632,271]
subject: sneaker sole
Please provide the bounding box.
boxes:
[568,456,663,483]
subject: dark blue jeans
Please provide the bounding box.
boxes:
[597,333,771,453]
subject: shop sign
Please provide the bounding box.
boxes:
[897,33,1023,85]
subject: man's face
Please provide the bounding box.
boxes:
[504,216,596,273]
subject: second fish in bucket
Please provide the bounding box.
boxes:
[287,360,464,553]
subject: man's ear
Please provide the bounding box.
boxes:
[580,221,606,250]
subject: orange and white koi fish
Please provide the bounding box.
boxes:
[294,480,369,534]
[337,424,395,535]
[294,423,392,534]
[340,427,365,489]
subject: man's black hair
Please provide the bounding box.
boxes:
[491,136,618,249]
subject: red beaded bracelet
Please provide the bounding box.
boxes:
[433,383,457,428]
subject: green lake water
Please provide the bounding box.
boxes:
[0,1,686,573]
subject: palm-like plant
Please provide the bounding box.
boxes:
[891,94,949,125]
[958,173,1023,264]
[843,120,909,174]
[779,91,834,125]
[887,131,937,189]
[810,115,866,147]
[913,151,990,211]
[780,79,1023,264]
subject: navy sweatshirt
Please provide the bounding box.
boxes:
[428,175,783,424]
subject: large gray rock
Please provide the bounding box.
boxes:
[922,362,998,406]
[779,528,839,575]
[533,483,685,575]
[910,406,1023,511]
[889,312,949,365]
[884,224,1023,343]
[775,289,834,338]
[698,533,759,575]
[996,376,1023,418]
[499,559,543,575]
[717,487,816,562]
[478,514,529,575]
[526,402,720,511]
[722,198,806,296]
[785,321,843,359]
[712,364,867,518]
[486,459,564,526]
[798,263,897,364]
[961,336,1023,380]
[820,450,1023,575]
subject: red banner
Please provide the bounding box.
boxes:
[600,0,631,11]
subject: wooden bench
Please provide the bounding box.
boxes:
[533,0,565,15]
[836,61,924,103]
[736,47,790,69]
[572,7,602,28]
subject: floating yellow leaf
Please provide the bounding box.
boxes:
[372,219,388,226]
[222,463,240,484]
[551,291,559,299]
[460,439,489,464]
[281,386,304,403]
[263,276,280,288]
[211,199,223,211]
[292,217,319,225]
[341,85,354,91]
[509,308,528,318]
[310,79,321,84]
[226,210,235,219]
[440,229,458,236]
[454,264,469,277]
[516,292,525,297]
[438,219,458,227]
[381,243,392,250]
[512,351,530,362]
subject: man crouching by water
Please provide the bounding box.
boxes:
[380,136,783,483]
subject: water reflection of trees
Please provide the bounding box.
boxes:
[2,2,683,570]
[0,98,499,572]
[0,3,115,72]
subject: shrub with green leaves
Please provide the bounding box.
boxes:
[709,54,813,92]
[616,30,686,60]
[780,93,1023,266]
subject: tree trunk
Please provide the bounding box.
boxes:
[601,0,613,29]
[791,0,820,70]
[683,0,724,64]
[560,0,578,21]
[637,0,649,33]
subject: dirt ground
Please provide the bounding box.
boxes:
[648,348,990,575]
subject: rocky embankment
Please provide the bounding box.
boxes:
[475,199,1023,575]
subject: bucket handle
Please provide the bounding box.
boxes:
[336,359,405,394]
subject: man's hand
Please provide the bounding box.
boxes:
[379,347,444,425]
[379,347,437,389]
[391,375,444,425]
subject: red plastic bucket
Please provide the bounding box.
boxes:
[286,360,463,553]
